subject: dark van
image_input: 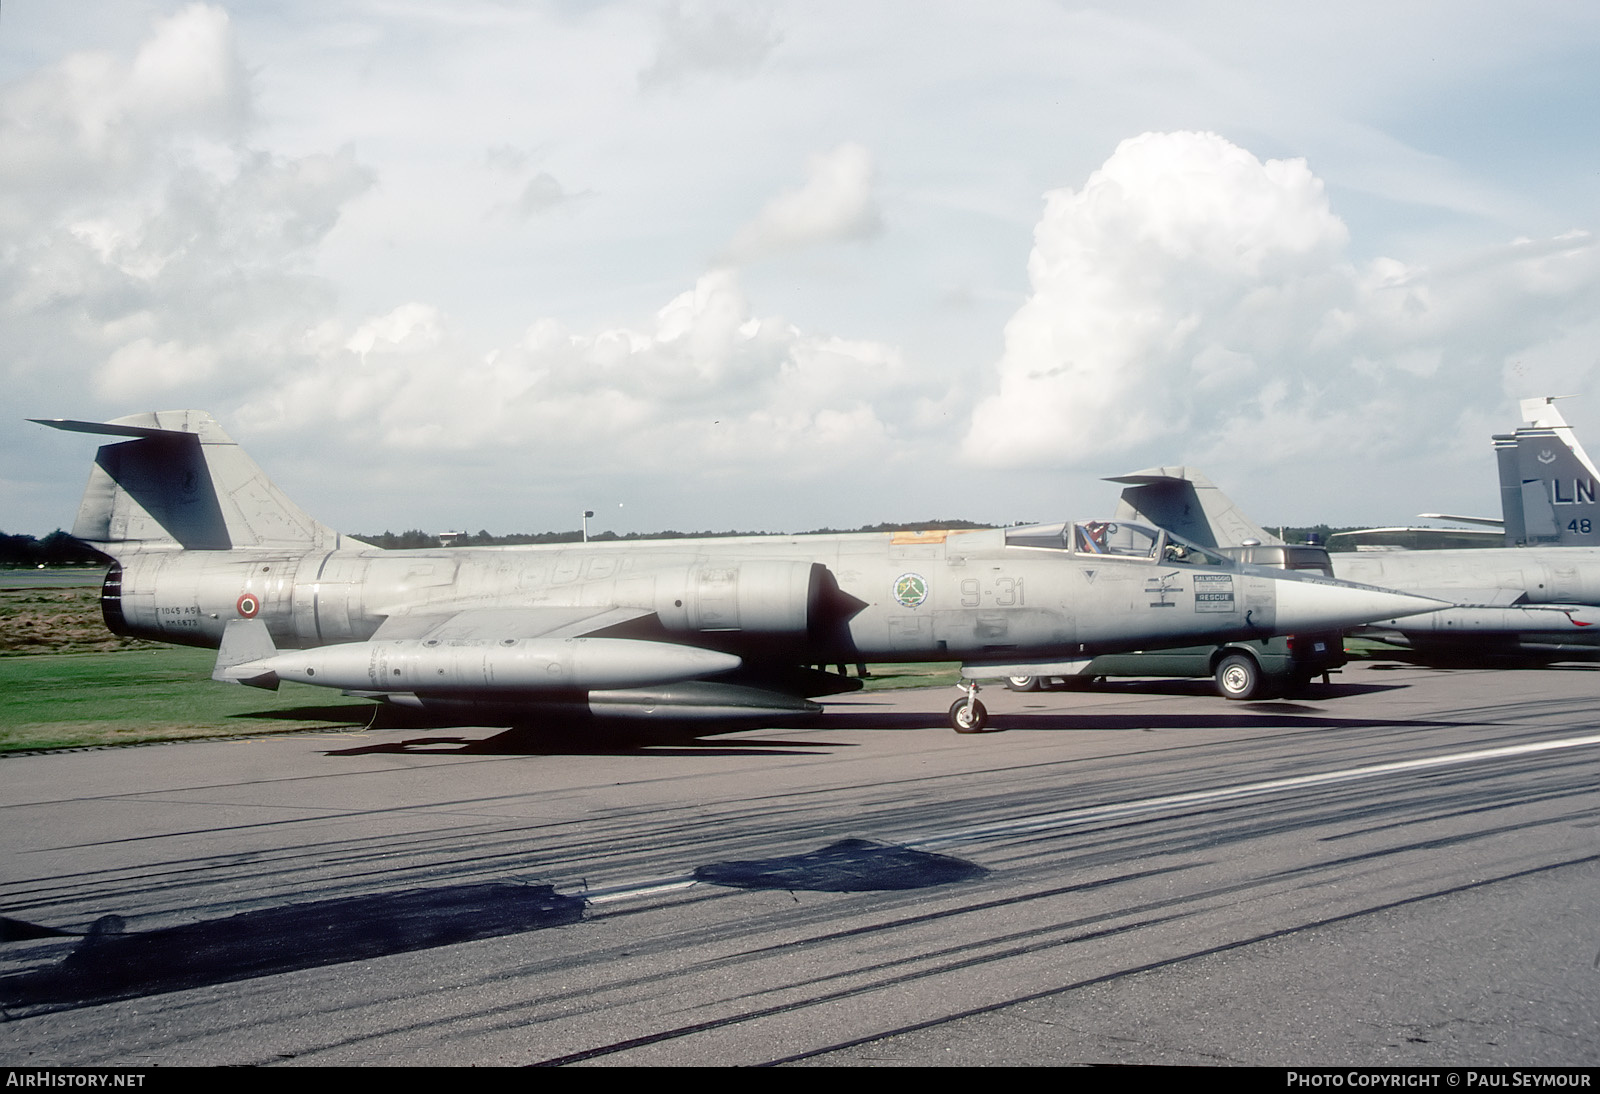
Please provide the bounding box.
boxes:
[1004,543,1347,700]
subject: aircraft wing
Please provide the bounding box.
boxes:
[1329,527,1505,550]
[1418,513,1504,528]
[1357,587,1529,609]
[370,606,656,643]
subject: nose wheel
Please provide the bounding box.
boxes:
[949,681,990,733]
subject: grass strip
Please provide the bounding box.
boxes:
[0,647,375,753]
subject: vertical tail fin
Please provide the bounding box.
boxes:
[33,410,353,557]
[1492,396,1600,546]
[1106,466,1283,548]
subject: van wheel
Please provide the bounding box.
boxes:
[1215,654,1263,700]
[1006,676,1040,692]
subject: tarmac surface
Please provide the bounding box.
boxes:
[2,662,1598,1066]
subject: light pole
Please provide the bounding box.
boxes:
[582,509,594,543]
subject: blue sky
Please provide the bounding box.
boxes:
[5,2,1600,538]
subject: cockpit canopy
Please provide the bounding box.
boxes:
[1005,520,1234,567]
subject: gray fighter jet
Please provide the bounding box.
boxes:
[1110,400,1600,665]
[36,411,1441,731]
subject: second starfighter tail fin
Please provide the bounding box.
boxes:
[1493,396,1600,546]
[34,411,357,558]
[1107,466,1284,549]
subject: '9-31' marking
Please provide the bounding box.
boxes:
[960,577,1024,607]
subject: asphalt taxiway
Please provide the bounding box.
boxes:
[2,663,1597,1066]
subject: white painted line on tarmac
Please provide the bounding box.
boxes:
[582,876,698,905]
[572,733,1600,906]
[910,732,1600,848]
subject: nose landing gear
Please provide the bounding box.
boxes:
[949,680,990,733]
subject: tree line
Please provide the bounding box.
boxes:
[0,531,109,567]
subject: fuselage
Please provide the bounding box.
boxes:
[1333,547,1600,606]
[1333,546,1600,652]
[103,525,1330,667]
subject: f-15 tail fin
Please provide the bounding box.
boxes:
[33,410,356,558]
[1494,396,1600,546]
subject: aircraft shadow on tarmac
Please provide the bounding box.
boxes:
[0,841,983,1013]
[694,838,987,893]
[321,726,849,757]
[316,707,1469,754]
[965,709,1473,733]
[1034,678,1404,700]
[820,682,1467,735]
[309,677,1445,753]
[227,702,842,757]
[0,882,585,1013]
[238,678,1441,756]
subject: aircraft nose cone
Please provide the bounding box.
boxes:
[1275,578,1446,632]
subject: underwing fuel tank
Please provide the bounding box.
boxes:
[224,635,741,694]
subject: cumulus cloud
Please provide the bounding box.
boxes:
[721,143,883,264]
[242,268,927,481]
[0,5,247,232]
[0,5,373,408]
[97,338,218,401]
[21,9,1600,537]
[638,2,782,91]
[963,131,1600,474]
[1,5,943,531]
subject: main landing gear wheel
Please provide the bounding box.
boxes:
[949,696,989,733]
[1006,676,1040,692]
[1214,653,1263,700]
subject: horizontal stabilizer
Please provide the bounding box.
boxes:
[31,418,203,441]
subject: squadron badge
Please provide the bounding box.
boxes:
[893,572,929,608]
